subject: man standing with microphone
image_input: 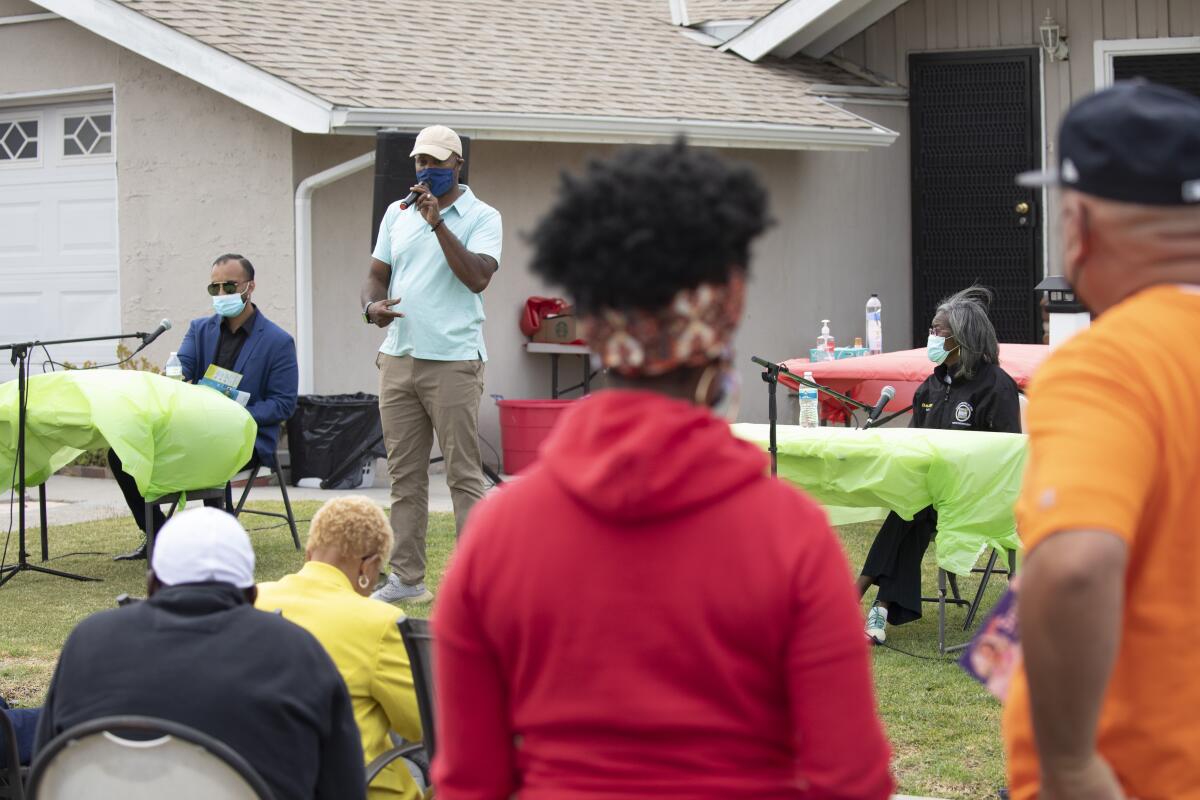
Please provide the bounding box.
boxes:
[361,125,502,605]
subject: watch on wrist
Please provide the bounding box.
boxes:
[362,301,374,324]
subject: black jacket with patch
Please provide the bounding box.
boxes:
[911,359,1022,433]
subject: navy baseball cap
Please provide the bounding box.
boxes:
[1018,81,1200,206]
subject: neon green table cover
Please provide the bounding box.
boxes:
[0,370,257,500]
[732,424,1027,576]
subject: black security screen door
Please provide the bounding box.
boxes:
[909,50,1043,345]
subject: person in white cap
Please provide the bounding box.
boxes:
[34,508,366,799]
[360,125,503,605]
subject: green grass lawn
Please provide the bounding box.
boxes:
[0,501,1007,798]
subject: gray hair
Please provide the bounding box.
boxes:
[936,286,999,380]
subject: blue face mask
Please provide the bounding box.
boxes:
[926,334,958,365]
[415,167,456,197]
[212,292,246,318]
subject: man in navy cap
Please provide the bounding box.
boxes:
[1003,81,1200,800]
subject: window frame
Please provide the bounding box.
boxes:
[0,110,44,169]
[59,105,115,163]
[1094,36,1200,88]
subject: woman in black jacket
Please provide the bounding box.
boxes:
[857,286,1021,643]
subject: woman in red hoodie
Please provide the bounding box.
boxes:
[432,142,893,800]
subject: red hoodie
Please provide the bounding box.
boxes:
[432,390,893,799]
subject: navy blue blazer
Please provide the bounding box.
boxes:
[177,306,298,462]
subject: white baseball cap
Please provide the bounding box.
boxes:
[151,507,256,589]
[409,125,463,162]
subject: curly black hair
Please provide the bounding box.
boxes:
[528,140,770,313]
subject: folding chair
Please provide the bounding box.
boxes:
[145,432,299,558]
[27,715,274,800]
[145,486,229,560]
[926,548,1018,655]
[230,440,300,551]
[366,618,437,797]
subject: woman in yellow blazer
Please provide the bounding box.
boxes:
[257,496,423,800]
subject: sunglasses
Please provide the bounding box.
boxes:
[207,280,248,296]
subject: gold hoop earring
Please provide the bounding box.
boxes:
[694,363,720,407]
[358,574,371,590]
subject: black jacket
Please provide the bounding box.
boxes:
[911,360,1022,433]
[35,583,366,800]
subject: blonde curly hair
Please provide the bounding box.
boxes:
[306,495,393,564]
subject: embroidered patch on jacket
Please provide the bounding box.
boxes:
[954,402,973,424]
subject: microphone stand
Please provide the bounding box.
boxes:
[0,330,150,587]
[752,356,874,477]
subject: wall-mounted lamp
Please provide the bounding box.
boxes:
[1040,9,1070,62]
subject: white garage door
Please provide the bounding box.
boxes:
[0,101,119,383]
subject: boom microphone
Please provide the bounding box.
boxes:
[398,181,430,210]
[133,319,172,354]
[865,385,896,427]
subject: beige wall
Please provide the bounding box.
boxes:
[0,0,44,15]
[835,0,1200,272]
[305,123,911,440]
[0,17,296,365]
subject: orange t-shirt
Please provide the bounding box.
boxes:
[1004,285,1200,800]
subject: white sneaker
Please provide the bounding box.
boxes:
[865,605,887,643]
[371,574,434,604]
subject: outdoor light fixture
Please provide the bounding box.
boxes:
[1039,9,1069,62]
[1035,275,1089,348]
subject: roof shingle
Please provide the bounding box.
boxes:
[112,0,878,131]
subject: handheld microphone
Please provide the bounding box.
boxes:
[398,181,430,210]
[865,385,896,427]
[133,319,172,354]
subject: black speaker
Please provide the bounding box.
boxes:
[371,129,471,249]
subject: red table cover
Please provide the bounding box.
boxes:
[779,344,1049,421]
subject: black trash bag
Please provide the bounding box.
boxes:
[288,393,388,489]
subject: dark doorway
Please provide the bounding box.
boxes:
[909,50,1043,345]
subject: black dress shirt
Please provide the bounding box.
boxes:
[214,307,256,371]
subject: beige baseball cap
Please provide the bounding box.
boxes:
[151,507,256,589]
[409,125,463,162]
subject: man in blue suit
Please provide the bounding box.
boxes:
[108,254,299,560]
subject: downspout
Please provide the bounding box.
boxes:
[294,150,376,394]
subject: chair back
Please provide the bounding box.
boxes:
[398,617,437,765]
[27,716,274,800]
[0,709,26,800]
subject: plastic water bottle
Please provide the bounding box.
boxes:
[165,351,183,380]
[798,371,820,428]
[866,294,883,355]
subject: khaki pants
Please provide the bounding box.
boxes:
[377,353,486,584]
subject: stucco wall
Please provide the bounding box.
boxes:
[0,0,44,15]
[304,125,910,442]
[0,17,295,365]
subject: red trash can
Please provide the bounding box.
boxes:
[496,399,577,474]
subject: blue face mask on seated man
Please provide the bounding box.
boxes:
[212,293,246,318]
[926,335,958,365]
[415,166,457,197]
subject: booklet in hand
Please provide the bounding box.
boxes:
[200,364,250,407]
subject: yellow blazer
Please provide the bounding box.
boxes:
[258,561,422,800]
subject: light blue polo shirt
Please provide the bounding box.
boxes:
[371,185,502,361]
